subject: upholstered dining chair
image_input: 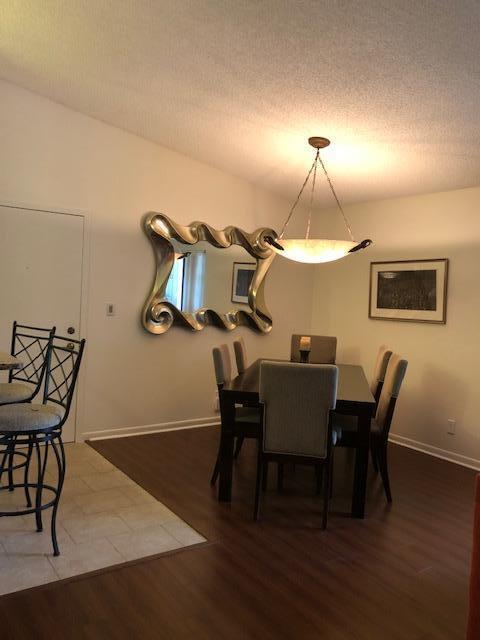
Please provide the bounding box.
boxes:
[334,353,408,503]
[290,334,337,364]
[233,337,247,374]
[255,361,339,528]
[210,344,261,486]
[370,345,392,403]
[467,474,480,640]
[0,322,55,494]
[0,335,85,556]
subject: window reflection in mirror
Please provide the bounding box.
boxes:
[165,240,255,314]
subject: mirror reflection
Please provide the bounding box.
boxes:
[165,240,256,314]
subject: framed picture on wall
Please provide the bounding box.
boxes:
[369,259,449,323]
[231,262,256,304]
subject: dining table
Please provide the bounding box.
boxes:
[218,359,376,518]
[0,351,22,371]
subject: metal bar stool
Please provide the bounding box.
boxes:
[0,335,85,556]
[0,322,56,496]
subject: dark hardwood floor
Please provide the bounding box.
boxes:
[0,426,475,639]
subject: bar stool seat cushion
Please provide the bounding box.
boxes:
[0,382,32,405]
[0,403,64,432]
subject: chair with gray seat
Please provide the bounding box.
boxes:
[370,345,393,403]
[0,322,55,494]
[0,335,85,556]
[254,361,339,528]
[290,334,337,364]
[233,337,247,374]
[210,344,261,486]
[334,353,408,502]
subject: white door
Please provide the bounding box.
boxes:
[0,205,84,442]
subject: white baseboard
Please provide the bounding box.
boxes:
[79,416,220,442]
[389,432,480,471]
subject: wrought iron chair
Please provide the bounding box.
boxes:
[0,322,55,496]
[0,335,85,556]
[254,361,339,528]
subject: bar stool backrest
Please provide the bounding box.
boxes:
[9,322,56,398]
[43,336,86,425]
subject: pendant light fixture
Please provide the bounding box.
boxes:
[265,137,372,264]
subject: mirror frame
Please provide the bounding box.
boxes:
[142,213,279,334]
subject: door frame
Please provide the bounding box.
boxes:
[0,198,90,442]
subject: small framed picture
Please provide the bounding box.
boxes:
[369,259,449,324]
[231,262,256,304]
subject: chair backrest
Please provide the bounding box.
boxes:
[290,334,337,364]
[233,337,247,374]
[259,361,338,458]
[43,336,86,423]
[375,353,408,437]
[370,345,393,401]
[212,344,232,388]
[9,322,56,398]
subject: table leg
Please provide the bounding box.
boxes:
[351,410,372,518]
[218,396,235,502]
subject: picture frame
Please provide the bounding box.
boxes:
[369,259,449,324]
[231,262,256,304]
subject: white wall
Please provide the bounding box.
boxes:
[0,79,314,439]
[311,186,480,467]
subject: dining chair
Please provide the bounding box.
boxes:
[254,361,338,528]
[210,344,261,486]
[0,322,55,495]
[290,334,337,364]
[370,345,392,403]
[233,337,247,374]
[0,335,86,556]
[334,353,408,502]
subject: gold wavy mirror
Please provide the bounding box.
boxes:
[142,213,278,334]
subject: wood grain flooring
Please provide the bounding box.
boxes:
[0,425,475,639]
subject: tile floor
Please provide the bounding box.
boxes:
[0,442,205,595]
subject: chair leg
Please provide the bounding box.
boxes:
[233,436,244,459]
[7,437,16,492]
[329,452,334,499]
[322,461,330,530]
[254,457,263,521]
[315,464,323,495]
[24,437,33,507]
[210,448,221,486]
[277,463,284,492]
[377,441,392,503]
[50,435,66,556]
[262,461,268,491]
[34,439,49,532]
[370,441,379,473]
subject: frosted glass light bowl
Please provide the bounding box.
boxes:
[273,239,359,264]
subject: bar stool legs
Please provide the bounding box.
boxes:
[0,430,66,556]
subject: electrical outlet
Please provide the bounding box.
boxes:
[213,392,220,412]
[447,418,456,435]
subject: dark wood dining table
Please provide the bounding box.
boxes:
[218,359,376,518]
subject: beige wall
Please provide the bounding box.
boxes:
[311,186,480,467]
[0,79,314,439]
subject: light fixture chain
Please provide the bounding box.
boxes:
[279,154,317,239]
[317,155,354,241]
[305,149,319,239]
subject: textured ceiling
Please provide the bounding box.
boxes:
[1,0,480,206]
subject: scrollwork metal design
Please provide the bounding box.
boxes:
[142,213,278,334]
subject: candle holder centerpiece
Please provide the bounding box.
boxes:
[299,336,311,363]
